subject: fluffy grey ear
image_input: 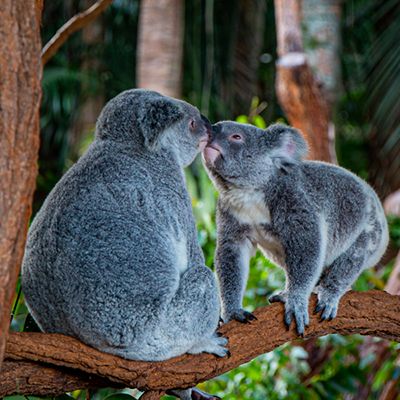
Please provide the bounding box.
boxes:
[265,123,308,173]
[137,98,184,148]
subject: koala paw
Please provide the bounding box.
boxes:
[283,296,309,336]
[188,333,229,358]
[269,291,288,304]
[191,388,222,400]
[314,293,340,321]
[228,309,257,324]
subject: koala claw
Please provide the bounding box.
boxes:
[187,333,229,358]
[315,294,339,321]
[229,309,257,324]
[269,291,288,304]
[283,299,309,336]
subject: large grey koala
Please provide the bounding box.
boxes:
[202,121,389,335]
[22,89,227,400]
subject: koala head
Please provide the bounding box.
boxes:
[202,121,308,190]
[95,89,211,166]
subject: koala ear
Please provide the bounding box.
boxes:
[265,124,308,173]
[137,98,184,149]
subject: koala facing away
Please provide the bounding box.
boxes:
[22,89,228,374]
[203,122,389,335]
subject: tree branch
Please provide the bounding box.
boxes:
[1,291,399,397]
[41,0,113,65]
[0,360,117,396]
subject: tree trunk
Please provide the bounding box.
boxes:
[136,0,184,98]
[0,1,42,368]
[274,0,338,162]
[302,0,342,107]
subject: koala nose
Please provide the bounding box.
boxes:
[201,114,212,139]
[208,123,218,142]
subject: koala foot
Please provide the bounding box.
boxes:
[315,292,340,321]
[285,297,309,336]
[269,291,288,304]
[226,308,257,324]
[187,333,229,358]
[167,388,221,400]
[191,388,221,400]
[269,291,309,335]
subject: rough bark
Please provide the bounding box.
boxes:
[1,291,400,396]
[276,53,332,161]
[41,0,113,65]
[0,0,42,368]
[137,0,184,97]
[274,0,337,162]
[1,360,116,396]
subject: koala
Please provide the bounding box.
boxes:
[22,89,227,400]
[202,121,389,336]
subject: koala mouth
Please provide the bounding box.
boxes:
[203,143,224,166]
[203,145,223,165]
[198,138,209,152]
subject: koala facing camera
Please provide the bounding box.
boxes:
[203,121,389,335]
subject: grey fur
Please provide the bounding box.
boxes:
[203,121,389,335]
[21,89,228,376]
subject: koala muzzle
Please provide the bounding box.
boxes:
[203,142,223,165]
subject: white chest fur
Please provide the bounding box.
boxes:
[223,188,286,268]
[223,188,271,225]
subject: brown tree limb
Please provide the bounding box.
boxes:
[1,291,400,396]
[274,0,303,56]
[41,0,113,65]
[1,360,117,397]
[0,0,42,369]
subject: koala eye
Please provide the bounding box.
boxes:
[189,119,196,131]
[229,134,243,142]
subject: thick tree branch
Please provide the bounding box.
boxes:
[41,0,113,65]
[1,291,400,397]
[0,360,116,396]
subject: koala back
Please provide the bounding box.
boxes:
[22,138,200,341]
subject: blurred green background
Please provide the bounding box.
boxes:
[8,0,400,399]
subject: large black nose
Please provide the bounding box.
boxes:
[210,123,221,140]
[201,114,212,138]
